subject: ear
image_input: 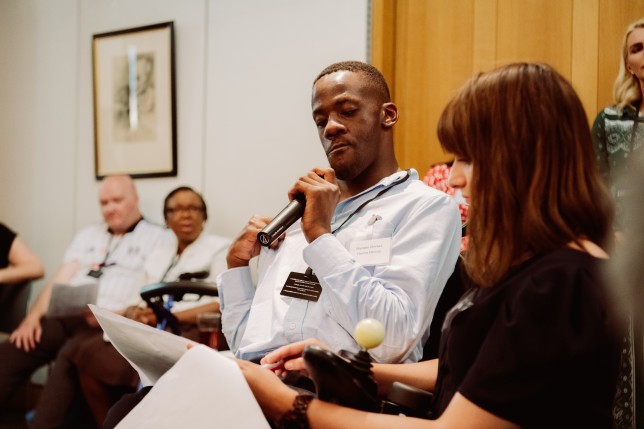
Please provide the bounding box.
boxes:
[381,102,398,129]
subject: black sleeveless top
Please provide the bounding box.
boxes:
[0,223,16,269]
[432,248,621,428]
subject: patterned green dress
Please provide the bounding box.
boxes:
[591,103,644,228]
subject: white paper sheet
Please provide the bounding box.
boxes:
[89,305,270,428]
[89,304,192,385]
[48,283,98,317]
[116,345,271,429]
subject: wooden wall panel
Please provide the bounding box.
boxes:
[370,0,644,177]
[472,0,498,73]
[496,0,573,77]
[370,0,396,89]
[571,0,599,121]
[392,0,476,174]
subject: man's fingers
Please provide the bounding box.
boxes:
[311,167,336,183]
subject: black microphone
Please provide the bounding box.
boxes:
[257,194,306,247]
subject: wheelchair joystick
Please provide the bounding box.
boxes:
[302,318,385,412]
[339,318,385,381]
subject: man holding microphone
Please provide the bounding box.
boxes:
[219,61,461,365]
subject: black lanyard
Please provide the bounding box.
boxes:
[100,218,142,268]
[88,235,122,278]
[304,170,411,276]
[99,235,123,269]
[330,170,411,235]
[88,220,142,278]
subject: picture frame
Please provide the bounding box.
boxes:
[92,22,177,179]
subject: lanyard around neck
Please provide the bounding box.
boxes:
[331,170,411,236]
[99,235,124,269]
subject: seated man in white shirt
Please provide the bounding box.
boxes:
[0,175,171,429]
[220,61,462,364]
[102,61,462,429]
[72,185,231,427]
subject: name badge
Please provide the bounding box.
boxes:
[349,237,392,266]
[87,269,103,279]
[280,272,322,302]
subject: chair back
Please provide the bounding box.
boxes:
[0,281,31,332]
[422,259,466,361]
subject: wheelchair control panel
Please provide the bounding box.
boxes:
[301,319,434,419]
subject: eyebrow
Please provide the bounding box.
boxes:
[312,96,358,116]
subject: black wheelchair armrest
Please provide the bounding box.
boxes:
[382,381,433,418]
[139,280,218,336]
[140,280,218,303]
[177,271,210,280]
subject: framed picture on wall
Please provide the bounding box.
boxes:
[92,21,177,179]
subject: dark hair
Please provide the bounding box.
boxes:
[437,63,613,286]
[314,61,391,103]
[163,186,208,221]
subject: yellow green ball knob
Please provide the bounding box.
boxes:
[354,318,385,349]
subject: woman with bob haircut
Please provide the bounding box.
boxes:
[238,63,623,429]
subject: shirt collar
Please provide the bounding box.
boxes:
[107,217,143,235]
[333,169,417,218]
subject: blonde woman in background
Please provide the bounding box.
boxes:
[592,18,644,230]
[591,19,644,428]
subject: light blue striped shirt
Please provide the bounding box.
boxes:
[219,169,461,363]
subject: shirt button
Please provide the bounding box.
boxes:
[289,323,296,330]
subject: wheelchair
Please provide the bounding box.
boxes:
[139,271,218,336]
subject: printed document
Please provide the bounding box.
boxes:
[89,305,269,428]
[47,283,98,317]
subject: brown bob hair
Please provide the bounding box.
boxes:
[437,63,613,287]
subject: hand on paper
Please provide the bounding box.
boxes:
[260,338,330,377]
[125,305,157,327]
[83,307,100,328]
[237,359,298,421]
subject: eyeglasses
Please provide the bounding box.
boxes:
[164,206,205,216]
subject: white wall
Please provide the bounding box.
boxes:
[0,0,369,296]
[206,1,369,233]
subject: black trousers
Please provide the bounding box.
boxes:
[0,315,101,429]
[103,386,153,429]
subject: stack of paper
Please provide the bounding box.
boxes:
[89,305,270,429]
